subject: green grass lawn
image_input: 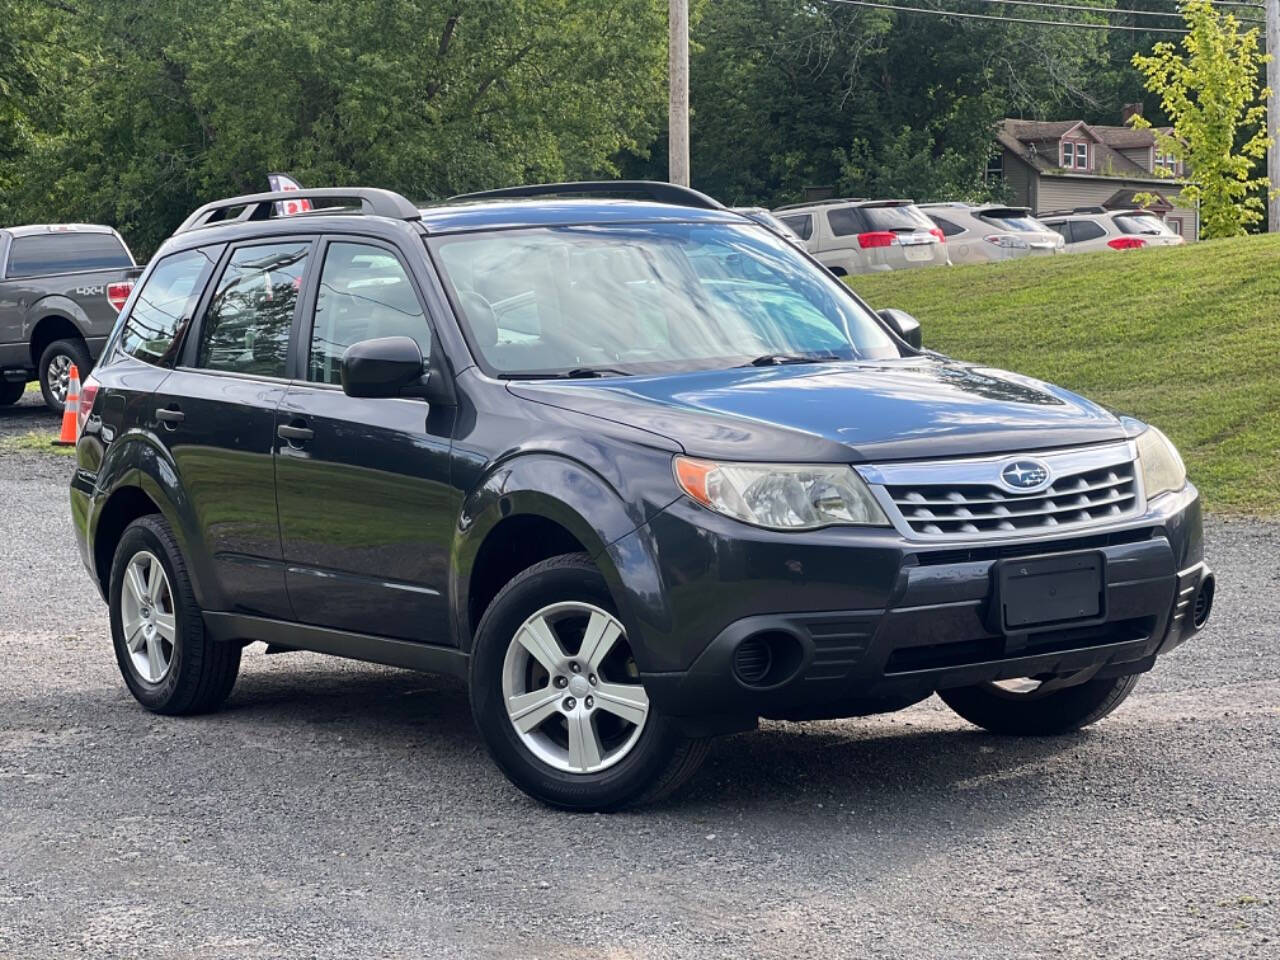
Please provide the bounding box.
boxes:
[847,234,1280,516]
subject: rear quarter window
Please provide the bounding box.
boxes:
[6,232,132,279]
[928,215,966,238]
[119,247,220,367]
[1071,220,1106,243]
[778,214,813,241]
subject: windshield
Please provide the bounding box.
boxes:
[1114,214,1174,236]
[429,222,901,378]
[977,210,1047,233]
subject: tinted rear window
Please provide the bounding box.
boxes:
[977,210,1046,233]
[6,232,132,278]
[1114,214,1174,236]
[830,204,931,236]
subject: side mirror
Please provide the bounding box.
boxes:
[878,308,922,350]
[340,336,429,398]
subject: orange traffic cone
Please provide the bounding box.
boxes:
[52,363,80,446]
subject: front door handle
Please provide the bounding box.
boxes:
[277,422,314,443]
[155,407,184,425]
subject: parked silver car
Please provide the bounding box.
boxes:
[1039,208,1186,254]
[919,203,1063,264]
[731,206,804,246]
[773,199,949,276]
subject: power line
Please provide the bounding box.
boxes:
[822,0,1192,32]
[969,0,1263,22]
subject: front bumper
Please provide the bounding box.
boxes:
[622,482,1209,721]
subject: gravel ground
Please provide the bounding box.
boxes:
[1,396,1277,959]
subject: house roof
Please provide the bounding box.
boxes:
[1102,188,1173,212]
[997,118,1180,182]
[1089,124,1173,150]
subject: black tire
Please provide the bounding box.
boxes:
[469,553,709,811]
[0,379,25,406]
[109,514,241,715]
[938,673,1140,736]
[38,337,92,413]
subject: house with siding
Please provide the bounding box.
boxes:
[995,116,1198,240]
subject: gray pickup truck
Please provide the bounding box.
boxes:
[0,224,141,412]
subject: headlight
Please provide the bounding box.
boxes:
[1136,426,1187,499]
[673,457,890,530]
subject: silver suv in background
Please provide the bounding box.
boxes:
[773,199,949,276]
[920,203,1063,265]
[731,206,804,246]
[1039,208,1186,254]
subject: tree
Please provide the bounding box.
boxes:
[626,0,1117,206]
[3,0,669,255]
[1130,0,1272,238]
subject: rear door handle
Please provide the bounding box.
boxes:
[277,422,314,442]
[155,407,184,424]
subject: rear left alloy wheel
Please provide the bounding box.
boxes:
[470,553,709,810]
[109,515,241,715]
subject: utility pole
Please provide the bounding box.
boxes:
[1269,0,1279,231]
[669,0,690,187]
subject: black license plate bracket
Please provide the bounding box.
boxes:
[995,551,1106,633]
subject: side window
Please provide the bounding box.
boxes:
[6,232,132,278]
[119,247,218,367]
[826,207,865,237]
[308,242,430,385]
[779,214,813,241]
[1072,220,1106,243]
[1044,221,1069,241]
[929,216,965,238]
[196,241,310,378]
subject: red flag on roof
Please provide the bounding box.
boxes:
[267,173,312,216]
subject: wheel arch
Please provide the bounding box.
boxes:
[451,454,664,659]
[89,436,220,609]
[29,312,86,368]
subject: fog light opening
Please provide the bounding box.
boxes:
[732,631,804,688]
[1192,575,1215,629]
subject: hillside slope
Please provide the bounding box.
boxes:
[847,235,1280,515]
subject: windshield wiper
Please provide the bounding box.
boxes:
[564,366,633,379]
[743,353,841,367]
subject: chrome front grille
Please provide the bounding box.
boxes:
[859,442,1144,540]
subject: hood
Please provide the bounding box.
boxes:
[508,358,1127,463]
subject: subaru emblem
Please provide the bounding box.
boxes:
[999,459,1052,493]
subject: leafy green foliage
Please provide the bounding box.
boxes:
[2,0,667,255]
[849,239,1280,515]
[624,0,1115,206]
[1131,0,1272,238]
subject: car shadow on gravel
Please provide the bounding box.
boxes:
[206,657,1086,821]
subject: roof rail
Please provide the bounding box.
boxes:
[175,187,421,234]
[1039,205,1109,217]
[447,180,724,211]
[773,198,870,211]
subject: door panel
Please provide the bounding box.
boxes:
[151,369,290,617]
[276,389,456,641]
[152,238,314,618]
[275,236,457,643]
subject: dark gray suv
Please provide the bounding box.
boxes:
[71,183,1214,810]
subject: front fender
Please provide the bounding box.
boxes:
[449,452,678,665]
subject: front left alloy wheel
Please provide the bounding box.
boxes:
[470,553,709,810]
[109,515,240,714]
